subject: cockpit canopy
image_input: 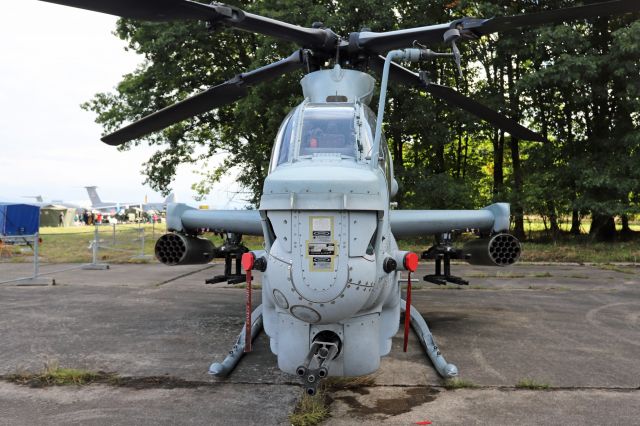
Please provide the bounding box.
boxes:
[299,106,356,157]
[269,102,383,173]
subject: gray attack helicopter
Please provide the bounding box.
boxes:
[43,0,638,395]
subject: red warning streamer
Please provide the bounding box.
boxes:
[403,270,412,352]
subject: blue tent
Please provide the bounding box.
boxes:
[0,203,40,236]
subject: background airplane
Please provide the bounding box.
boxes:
[21,195,84,210]
[85,186,175,212]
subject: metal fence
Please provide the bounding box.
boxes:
[0,222,165,285]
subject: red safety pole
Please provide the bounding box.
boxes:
[402,252,418,353]
[245,268,252,352]
[241,252,255,353]
[403,270,412,352]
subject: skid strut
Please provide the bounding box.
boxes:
[401,299,458,378]
[208,305,263,377]
[296,338,339,396]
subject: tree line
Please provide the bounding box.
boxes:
[82,0,640,241]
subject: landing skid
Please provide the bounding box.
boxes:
[208,301,457,384]
[401,299,458,378]
[209,305,263,377]
[208,302,338,395]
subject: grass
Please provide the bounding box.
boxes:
[1,224,264,264]
[472,273,521,279]
[399,234,640,264]
[324,375,376,390]
[231,283,263,289]
[597,264,637,274]
[289,393,331,426]
[522,217,640,234]
[442,378,477,389]
[7,361,115,387]
[289,375,376,426]
[519,239,640,263]
[515,378,551,390]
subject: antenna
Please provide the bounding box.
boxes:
[443,29,463,77]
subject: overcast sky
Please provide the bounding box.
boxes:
[0,1,245,208]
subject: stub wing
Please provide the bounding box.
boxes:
[390,203,510,238]
[167,203,263,236]
[166,202,510,238]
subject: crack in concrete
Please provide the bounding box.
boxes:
[2,374,638,392]
[153,264,216,287]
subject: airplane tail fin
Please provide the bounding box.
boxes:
[85,186,102,206]
[23,195,44,203]
[164,193,176,204]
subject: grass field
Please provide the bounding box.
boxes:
[398,235,640,263]
[1,217,639,264]
[519,216,640,235]
[1,224,168,264]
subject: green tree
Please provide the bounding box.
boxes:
[82,0,639,244]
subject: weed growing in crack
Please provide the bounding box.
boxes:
[289,375,376,426]
[516,378,551,390]
[7,361,115,387]
[442,377,477,389]
[289,392,330,426]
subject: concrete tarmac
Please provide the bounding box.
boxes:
[0,262,638,425]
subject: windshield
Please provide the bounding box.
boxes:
[269,110,296,172]
[298,106,357,158]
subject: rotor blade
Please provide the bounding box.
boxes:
[423,83,546,142]
[40,0,222,21]
[101,50,305,146]
[372,57,546,143]
[356,23,452,53]
[356,0,638,52]
[463,0,640,37]
[228,12,334,47]
[40,1,333,47]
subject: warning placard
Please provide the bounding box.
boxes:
[308,242,336,256]
[311,217,332,242]
[312,256,333,270]
[307,216,336,272]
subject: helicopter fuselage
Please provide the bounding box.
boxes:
[258,68,405,375]
[158,67,516,385]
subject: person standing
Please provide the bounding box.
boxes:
[58,212,64,227]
